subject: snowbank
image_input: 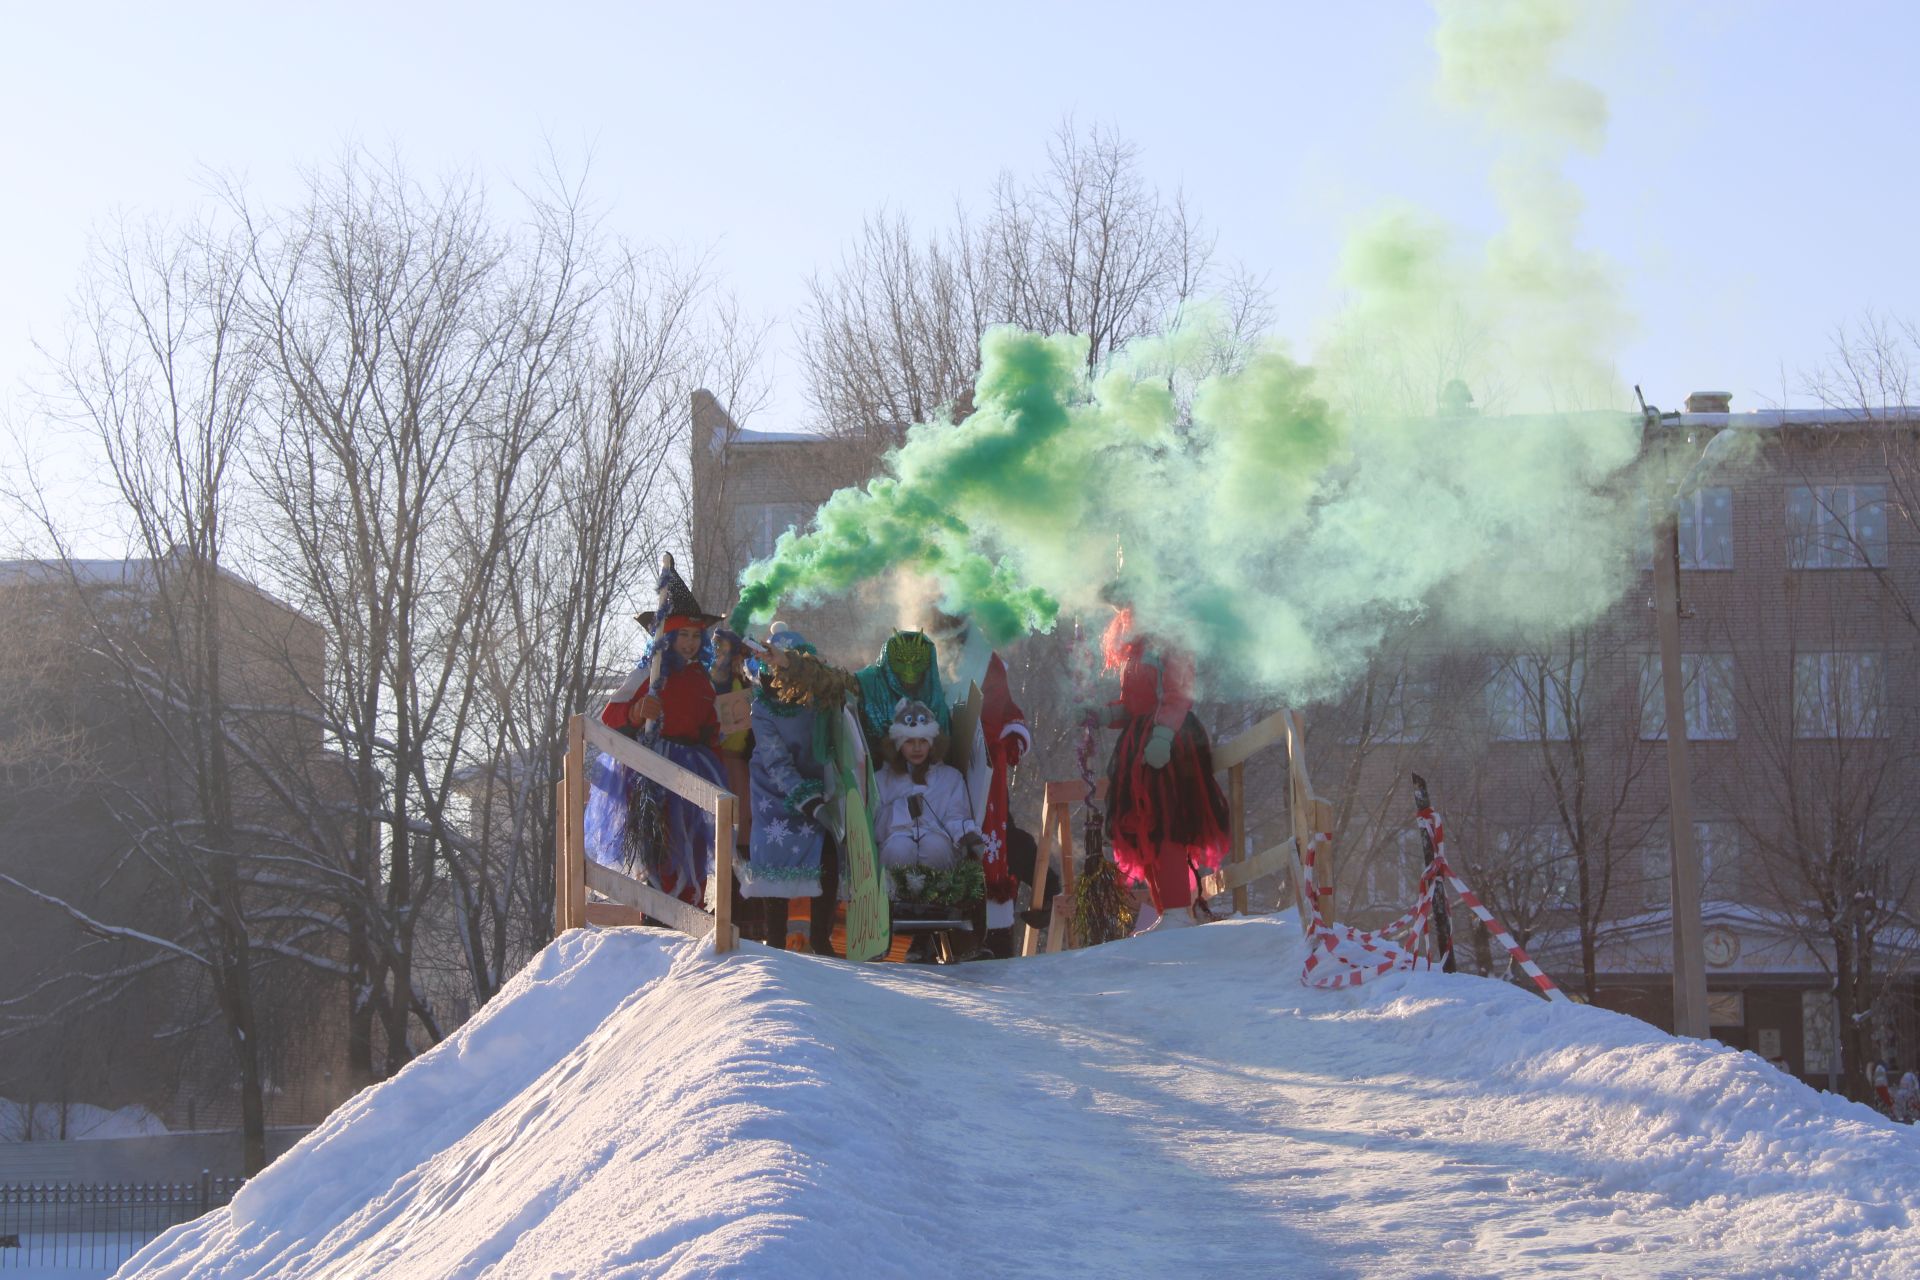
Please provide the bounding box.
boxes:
[119,917,1920,1278]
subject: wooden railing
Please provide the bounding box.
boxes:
[1199,707,1329,932]
[553,713,739,952]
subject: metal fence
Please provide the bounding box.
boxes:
[0,1174,241,1271]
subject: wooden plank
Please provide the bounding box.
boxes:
[554,779,569,935]
[585,859,719,940]
[1021,788,1059,958]
[1198,839,1296,899]
[713,793,737,954]
[1055,804,1078,950]
[1281,710,1315,932]
[566,715,588,932]
[1212,707,1292,773]
[1045,778,1095,808]
[1228,761,1248,916]
[583,716,732,815]
[1044,892,1069,955]
[1311,795,1336,920]
[584,901,654,928]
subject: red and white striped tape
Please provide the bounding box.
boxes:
[1298,813,1567,1003]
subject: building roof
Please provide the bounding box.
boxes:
[0,556,320,631]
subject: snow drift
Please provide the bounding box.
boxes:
[120,917,1920,1278]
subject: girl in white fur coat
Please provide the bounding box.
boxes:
[873,699,984,872]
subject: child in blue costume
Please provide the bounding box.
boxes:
[741,627,835,951]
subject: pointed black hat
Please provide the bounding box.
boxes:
[635,553,721,632]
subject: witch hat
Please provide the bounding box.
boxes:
[635,553,722,633]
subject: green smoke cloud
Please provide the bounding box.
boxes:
[732,0,1650,700]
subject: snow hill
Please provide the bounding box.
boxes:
[121,917,1920,1279]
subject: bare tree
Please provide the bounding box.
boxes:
[799,119,1249,456]
[2,214,322,1173]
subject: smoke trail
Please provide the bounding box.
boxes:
[732,0,1648,700]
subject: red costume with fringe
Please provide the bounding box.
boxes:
[1102,610,1230,912]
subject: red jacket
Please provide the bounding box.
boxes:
[602,664,719,748]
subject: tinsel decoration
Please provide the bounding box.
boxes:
[1071,809,1136,946]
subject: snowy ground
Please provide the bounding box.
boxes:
[117,916,1920,1278]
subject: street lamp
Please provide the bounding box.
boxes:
[1638,387,1711,1039]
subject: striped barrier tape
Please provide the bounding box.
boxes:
[1297,823,1568,1002]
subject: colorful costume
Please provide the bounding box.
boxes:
[583,558,730,906]
[977,653,1031,930]
[1101,608,1230,917]
[874,699,985,908]
[775,631,951,758]
[742,630,830,902]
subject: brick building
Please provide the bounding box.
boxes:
[687,387,1920,1084]
[0,558,350,1134]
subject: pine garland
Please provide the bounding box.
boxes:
[888,858,986,907]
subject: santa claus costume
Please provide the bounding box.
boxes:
[1101,607,1230,926]
[584,557,731,906]
[977,652,1031,932]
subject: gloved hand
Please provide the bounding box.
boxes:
[635,694,665,724]
[1143,725,1175,770]
[800,794,831,830]
[1002,731,1026,769]
[960,831,987,858]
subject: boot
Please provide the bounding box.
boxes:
[785,897,814,954]
[1016,907,1053,931]
[976,927,1015,960]
[1142,901,1198,932]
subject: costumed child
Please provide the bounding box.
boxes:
[1100,606,1231,930]
[874,698,987,912]
[742,627,836,952]
[977,652,1037,956]
[586,556,731,906]
[769,629,952,757]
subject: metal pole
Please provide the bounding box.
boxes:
[1643,394,1710,1040]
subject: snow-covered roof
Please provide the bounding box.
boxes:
[1674,407,1920,430]
[0,556,320,630]
[729,426,824,445]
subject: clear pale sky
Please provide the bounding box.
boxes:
[1,1,1911,432]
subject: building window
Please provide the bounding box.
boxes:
[1638,653,1736,740]
[1638,486,1733,570]
[1488,656,1582,741]
[1644,820,1740,908]
[1793,651,1885,738]
[732,502,810,562]
[1787,483,1887,569]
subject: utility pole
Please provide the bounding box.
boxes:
[1640,388,1710,1039]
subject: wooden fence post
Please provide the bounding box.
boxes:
[554,778,569,936]
[1020,787,1058,958]
[1054,796,1079,950]
[1228,761,1247,916]
[713,792,736,954]
[565,714,587,932]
